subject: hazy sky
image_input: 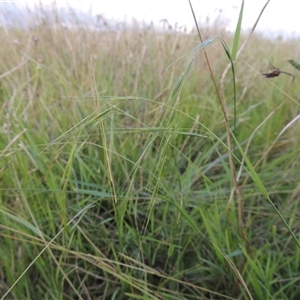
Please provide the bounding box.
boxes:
[16,0,299,37]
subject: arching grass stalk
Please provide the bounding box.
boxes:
[219,0,271,233]
[187,0,222,107]
[187,0,270,234]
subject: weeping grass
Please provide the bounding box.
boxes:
[1,4,300,300]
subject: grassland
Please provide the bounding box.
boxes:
[1,5,300,300]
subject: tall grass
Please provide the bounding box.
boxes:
[1,3,300,300]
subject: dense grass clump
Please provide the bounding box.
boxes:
[1,4,300,300]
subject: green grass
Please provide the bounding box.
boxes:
[1,4,300,300]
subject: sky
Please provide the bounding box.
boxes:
[8,0,300,37]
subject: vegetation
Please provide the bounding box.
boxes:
[1,3,300,299]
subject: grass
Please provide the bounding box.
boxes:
[1,3,300,300]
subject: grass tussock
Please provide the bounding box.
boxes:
[1,3,300,300]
